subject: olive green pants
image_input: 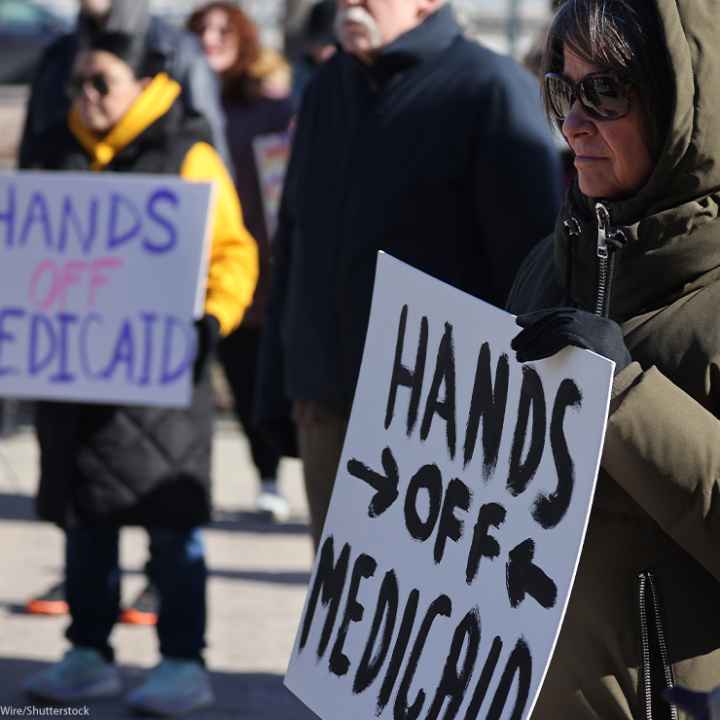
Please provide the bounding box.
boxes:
[294,401,348,551]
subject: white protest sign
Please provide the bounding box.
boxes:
[0,171,214,407]
[286,253,614,720]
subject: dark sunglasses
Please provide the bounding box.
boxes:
[544,72,632,122]
[67,73,111,99]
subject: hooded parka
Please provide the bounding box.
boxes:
[28,74,258,530]
[507,2,720,718]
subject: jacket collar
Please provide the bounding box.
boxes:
[375,4,460,70]
[555,179,720,321]
[68,72,181,171]
[351,4,460,86]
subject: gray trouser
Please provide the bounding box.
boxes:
[294,401,348,551]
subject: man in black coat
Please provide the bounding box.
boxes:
[258,0,563,549]
[18,0,231,173]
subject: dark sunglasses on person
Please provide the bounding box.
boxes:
[544,72,631,122]
[67,73,111,99]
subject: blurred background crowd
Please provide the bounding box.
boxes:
[0,0,556,169]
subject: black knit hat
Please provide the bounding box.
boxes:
[88,31,162,78]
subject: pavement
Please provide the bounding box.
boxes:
[0,85,26,169]
[0,417,318,720]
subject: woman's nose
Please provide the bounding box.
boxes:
[562,99,595,142]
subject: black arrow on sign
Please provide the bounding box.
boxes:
[347,447,399,518]
[506,538,558,609]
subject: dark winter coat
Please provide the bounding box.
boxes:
[258,4,562,423]
[18,14,231,173]
[506,2,720,716]
[28,77,258,529]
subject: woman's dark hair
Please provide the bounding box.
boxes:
[543,0,673,156]
[187,2,262,102]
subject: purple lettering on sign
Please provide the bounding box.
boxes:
[19,192,53,250]
[0,182,17,248]
[0,307,26,376]
[145,188,179,254]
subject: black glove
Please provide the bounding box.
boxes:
[511,308,631,375]
[193,314,221,384]
[664,686,717,720]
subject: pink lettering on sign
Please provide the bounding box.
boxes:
[29,257,124,311]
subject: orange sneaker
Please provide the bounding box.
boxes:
[25,581,68,616]
[119,583,158,626]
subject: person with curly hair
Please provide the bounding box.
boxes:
[188,3,295,523]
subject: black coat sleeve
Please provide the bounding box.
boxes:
[472,60,563,308]
[18,35,75,169]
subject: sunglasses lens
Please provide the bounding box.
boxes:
[580,75,629,119]
[68,74,110,98]
[545,74,574,121]
[91,75,110,96]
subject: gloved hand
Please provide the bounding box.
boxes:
[193,314,221,384]
[511,308,631,375]
[665,686,720,720]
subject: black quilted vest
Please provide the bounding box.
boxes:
[34,103,217,529]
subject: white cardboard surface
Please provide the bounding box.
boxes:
[0,171,213,407]
[286,253,614,720]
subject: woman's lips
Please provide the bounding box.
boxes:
[575,155,607,163]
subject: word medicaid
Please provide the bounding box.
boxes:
[301,536,532,720]
[0,307,194,387]
[0,182,180,256]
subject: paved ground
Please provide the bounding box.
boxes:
[0,418,318,719]
[0,86,26,169]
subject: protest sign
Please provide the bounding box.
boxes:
[252,132,290,239]
[0,171,214,407]
[285,253,614,720]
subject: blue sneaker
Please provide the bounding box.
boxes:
[24,647,122,703]
[126,659,214,716]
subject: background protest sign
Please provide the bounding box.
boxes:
[252,132,290,239]
[0,171,213,407]
[286,253,614,720]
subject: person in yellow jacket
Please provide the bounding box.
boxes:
[23,31,258,715]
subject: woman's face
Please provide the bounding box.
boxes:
[196,8,239,74]
[71,50,146,135]
[561,45,655,200]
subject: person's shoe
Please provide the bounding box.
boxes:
[120,583,158,626]
[255,480,290,522]
[25,580,68,616]
[126,659,214,716]
[24,647,122,703]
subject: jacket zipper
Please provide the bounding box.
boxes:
[638,571,678,720]
[594,203,612,317]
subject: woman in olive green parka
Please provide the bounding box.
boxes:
[507,1,720,718]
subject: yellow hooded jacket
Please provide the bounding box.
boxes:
[68,72,258,336]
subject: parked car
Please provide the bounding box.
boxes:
[0,0,69,84]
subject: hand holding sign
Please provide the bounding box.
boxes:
[513,307,632,374]
[286,254,614,720]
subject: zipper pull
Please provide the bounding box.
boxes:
[595,203,610,260]
[563,216,582,239]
